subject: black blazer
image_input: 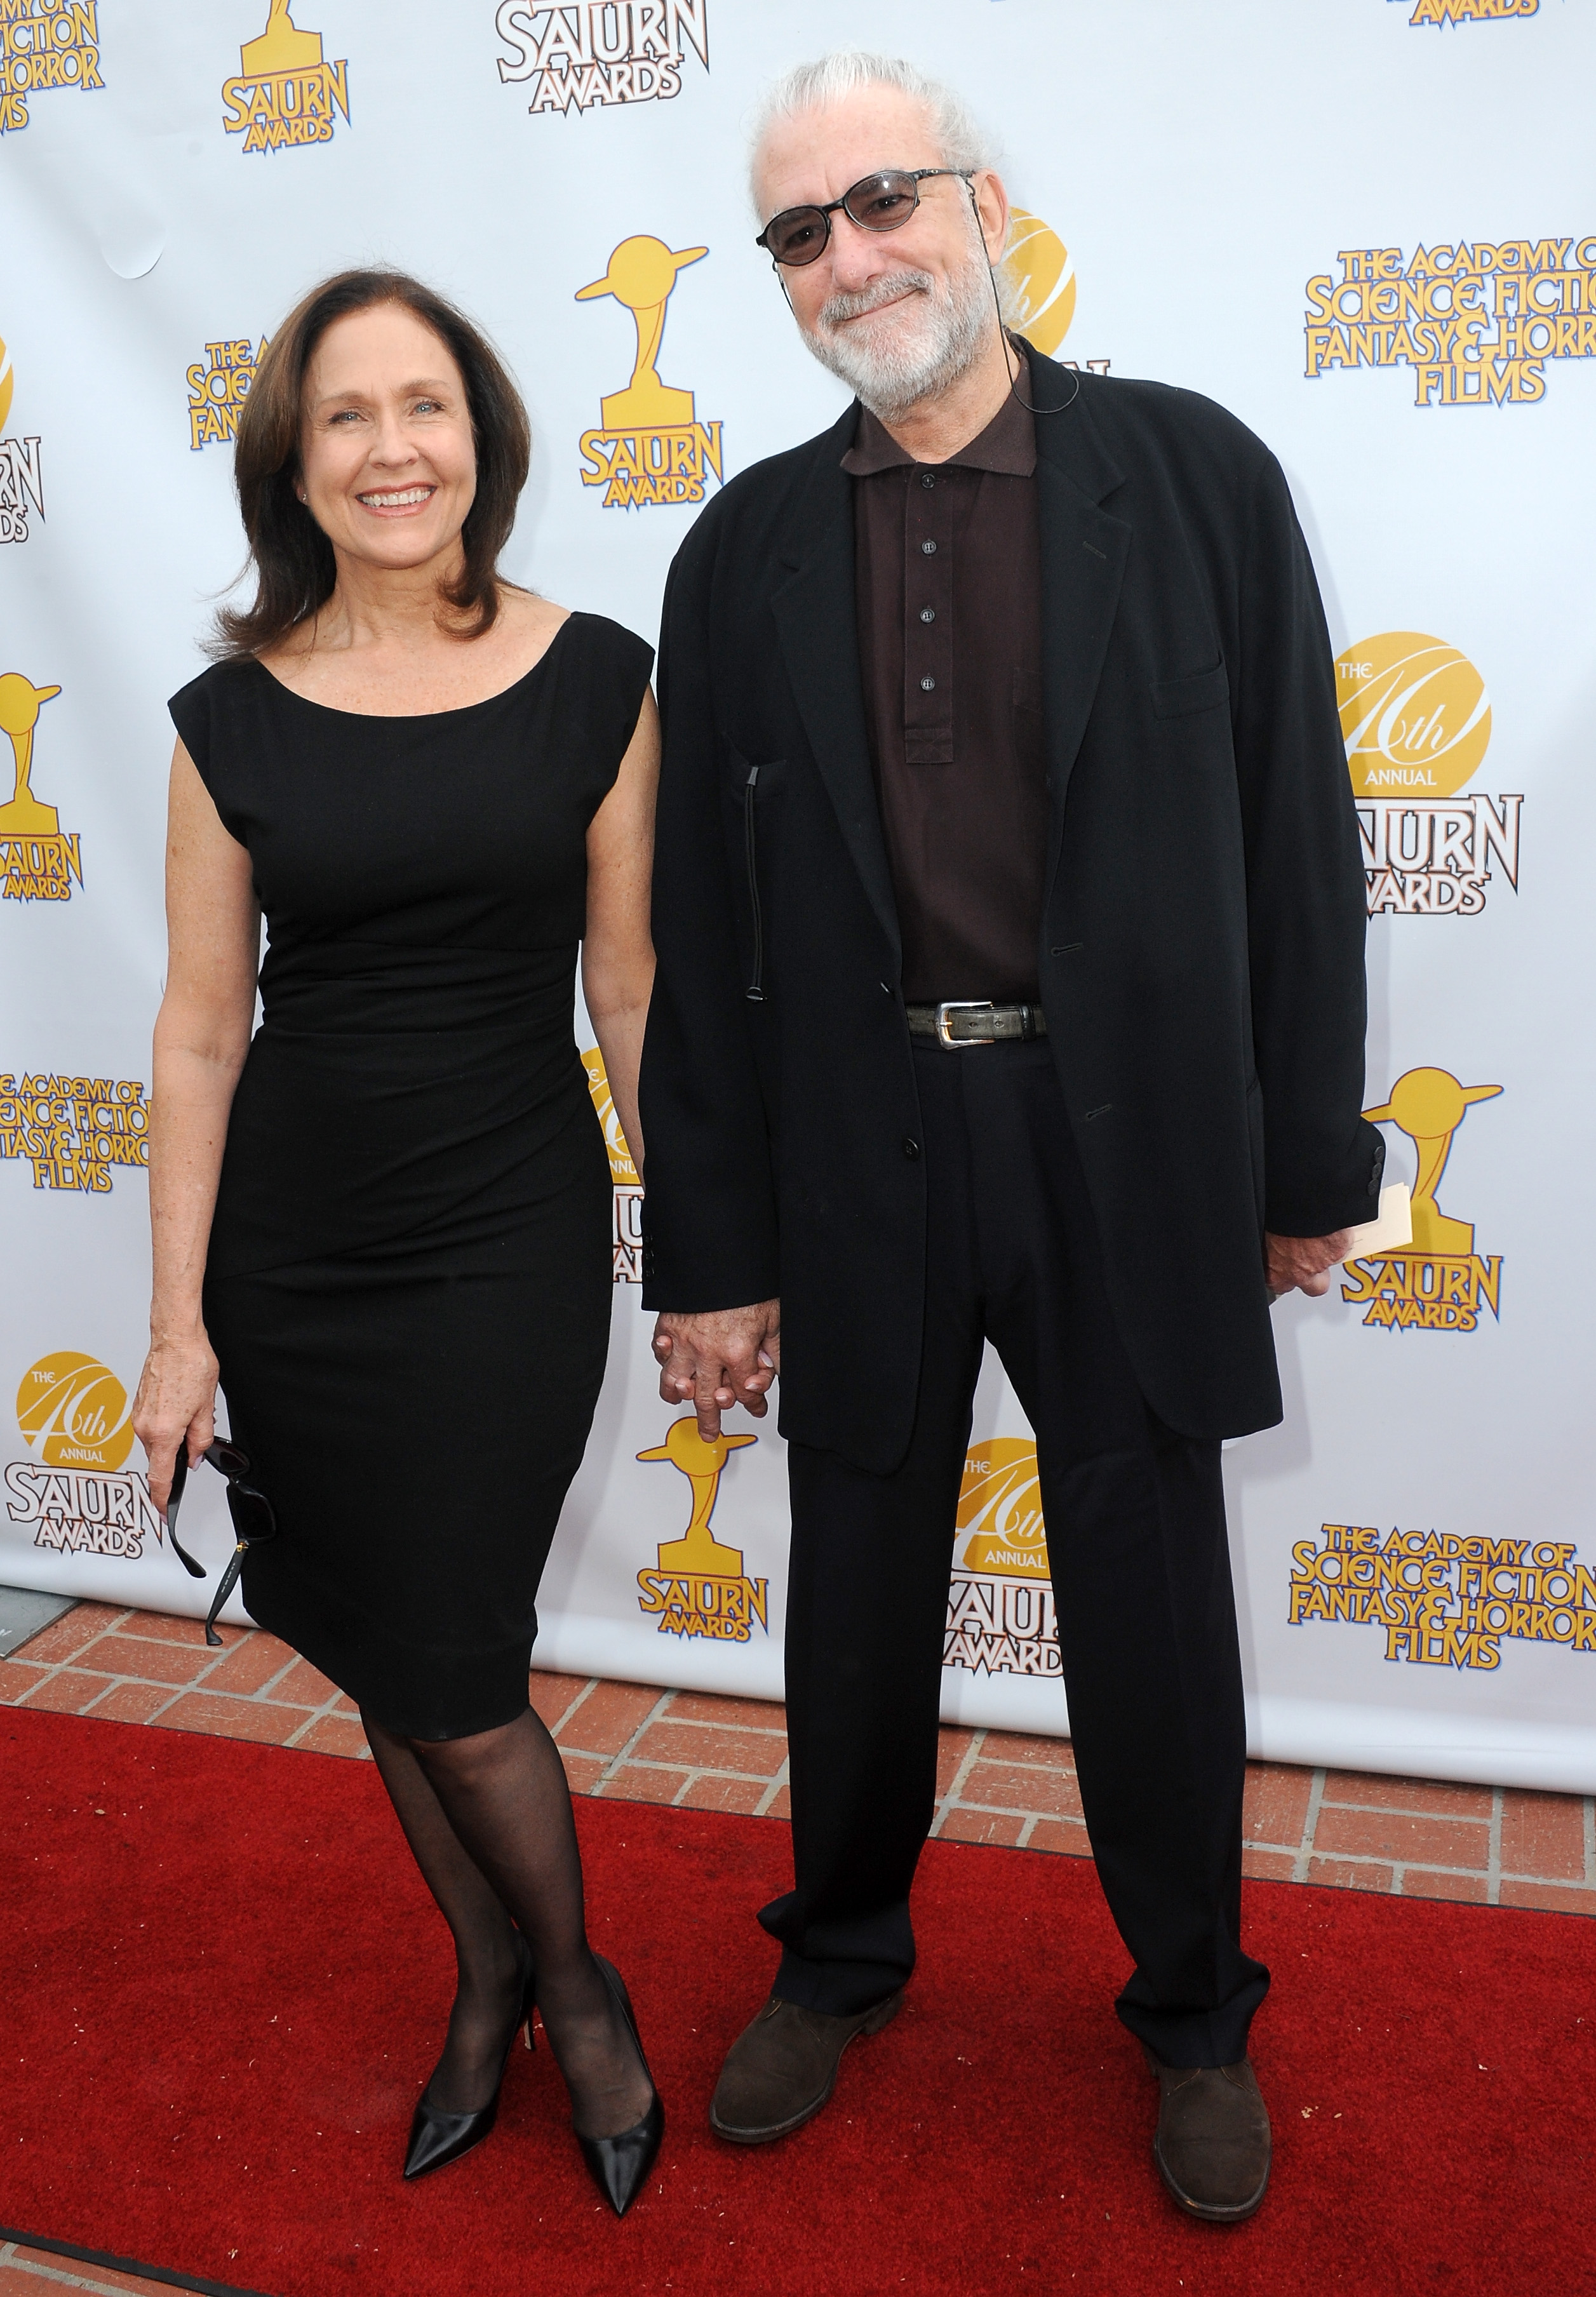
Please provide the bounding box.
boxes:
[640,354,1383,1472]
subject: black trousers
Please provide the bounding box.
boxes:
[761,1038,1269,2068]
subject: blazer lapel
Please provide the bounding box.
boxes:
[1031,357,1132,886]
[770,413,902,962]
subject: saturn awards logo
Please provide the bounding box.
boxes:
[0,672,80,903]
[187,338,267,451]
[1291,1520,1593,1674]
[1341,1067,1504,1332]
[1305,238,1596,408]
[943,1440,1059,1678]
[1,1070,148,1194]
[0,332,46,547]
[634,1417,768,1644]
[576,238,724,512]
[494,0,709,116]
[1339,633,1520,918]
[581,1047,642,1282]
[1393,0,1537,23]
[999,210,1110,377]
[6,1350,163,1560]
[222,1,350,155]
[0,0,104,136]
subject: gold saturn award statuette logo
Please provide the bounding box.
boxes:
[635,1417,768,1643]
[222,1,350,155]
[6,1348,164,1560]
[576,237,724,511]
[0,330,46,547]
[943,1439,1060,1678]
[580,1047,643,1283]
[0,671,80,903]
[1338,631,1520,919]
[1342,1066,1504,1331]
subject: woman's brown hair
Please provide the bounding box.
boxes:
[213,268,532,659]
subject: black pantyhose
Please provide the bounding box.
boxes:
[363,1706,652,2141]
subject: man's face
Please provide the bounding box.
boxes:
[754,85,1009,419]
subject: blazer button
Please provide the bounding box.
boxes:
[902,1137,921,1160]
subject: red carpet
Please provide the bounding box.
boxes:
[1,1708,1592,2297]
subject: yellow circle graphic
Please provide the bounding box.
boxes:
[580,1048,639,1184]
[17,1351,135,1470]
[956,1438,1049,1576]
[1336,632,1491,799]
[0,334,13,436]
[1000,211,1076,357]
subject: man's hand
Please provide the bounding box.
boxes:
[1264,1231,1354,1300]
[652,1301,781,1441]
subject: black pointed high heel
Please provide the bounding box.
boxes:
[573,1954,664,2219]
[403,1938,536,2181]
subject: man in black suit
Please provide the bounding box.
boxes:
[639,51,1382,2221]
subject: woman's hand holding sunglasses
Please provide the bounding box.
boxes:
[132,1327,222,1518]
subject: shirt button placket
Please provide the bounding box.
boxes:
[904,469,953,760]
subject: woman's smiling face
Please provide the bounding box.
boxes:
[295,302,478,574]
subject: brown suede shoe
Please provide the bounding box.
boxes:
[710,1991,904,2144]
[1144,2047,1272,2221]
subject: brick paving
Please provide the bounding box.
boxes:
[0,2241,194,2296]
[3,1600,1592,1915]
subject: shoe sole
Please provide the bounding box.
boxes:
[1152,2136,1270,2223]
[709,1992,904,2146]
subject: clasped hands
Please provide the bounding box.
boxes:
[653,1300,781,1443]
[652,1238,1349,1440]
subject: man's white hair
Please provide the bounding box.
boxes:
[748,50,999,218]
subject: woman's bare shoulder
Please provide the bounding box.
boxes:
[497,584,570,648]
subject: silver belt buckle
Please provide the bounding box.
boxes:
[935,1000,997,1048]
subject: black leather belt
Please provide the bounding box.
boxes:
[906,1000,1049,1047]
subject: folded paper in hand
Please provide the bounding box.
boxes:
[1343,1182,1412,1259]
[1266,1184,1412,1306]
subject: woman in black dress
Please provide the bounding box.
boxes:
[131,271,662,2216]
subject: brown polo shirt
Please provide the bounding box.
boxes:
[843,382,1045,1004]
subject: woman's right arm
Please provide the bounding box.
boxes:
[131,739,260,1513]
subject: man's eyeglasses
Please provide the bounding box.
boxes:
[756,168,974,268]
[164,1439,278,1648]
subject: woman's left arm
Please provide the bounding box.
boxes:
[582,687,659,1176]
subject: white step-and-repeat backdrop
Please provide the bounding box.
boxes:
[2,0,1592,1786]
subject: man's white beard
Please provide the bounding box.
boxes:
[798,248,995,422]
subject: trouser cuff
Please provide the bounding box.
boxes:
[772,1945,909,2020]
[1114,1967,1270,2069]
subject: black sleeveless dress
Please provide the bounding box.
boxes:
[168,613,652,1739]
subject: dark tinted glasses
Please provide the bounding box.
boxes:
[164,1438,277,1647]
[756,168,973,267]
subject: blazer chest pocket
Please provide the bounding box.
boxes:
[1153,662,1230,720]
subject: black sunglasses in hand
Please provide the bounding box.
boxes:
[164,1438,277,1649]
[755,167,974,267]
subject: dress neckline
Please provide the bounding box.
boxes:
[245,612,578,722]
